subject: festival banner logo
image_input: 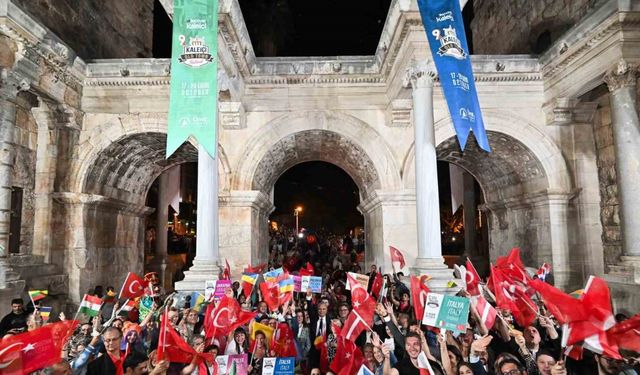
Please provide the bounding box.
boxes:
[417,0,491,152]
[167,0,219,158]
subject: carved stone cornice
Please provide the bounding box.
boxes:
[403,60,437,90]
[604,59,638,92]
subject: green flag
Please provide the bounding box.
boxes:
[167,0,219,158]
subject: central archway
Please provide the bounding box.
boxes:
[233,110,402,269]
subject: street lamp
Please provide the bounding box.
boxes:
[294,206,302,241]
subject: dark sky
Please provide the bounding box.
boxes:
[153,0,474,57]
[271,161,363,234]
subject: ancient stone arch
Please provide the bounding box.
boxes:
[234,110,403,198]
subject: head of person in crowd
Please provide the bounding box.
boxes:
[404,331,423,360]
[397,312,410,329]
[192,334,205,351]
[26,313,42,331]
[447,344,463,370]
[317,300,329,318]
[238,294,247,305]
[295,309,305,326]
[523,325,542,350]
[204,344,218,357]
[232,281,240,292]
[535,349,557,375]
[337,303,350,320]
[595,354,624,375]
[255,330,267,350]
[362,343,375,366]
[494,353,521,375]
[370,264,377,274]
[234,327,247,349]
[10,298,24,315]
[102,327,123,356]
[123,351,150,375]
[457,362,474,375]
[79,323,92,337]
[122,322,142,346]
[310,368,322,375]
[112,318,124,330]
[167,307,179,326]
[185,309,199,325]
[498,358,527,375]
[257,301,268,315]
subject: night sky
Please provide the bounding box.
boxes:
[271,161,363,234]
[152,0,474,57]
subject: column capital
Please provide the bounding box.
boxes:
[403,61,437,90]
[604,59,638,92]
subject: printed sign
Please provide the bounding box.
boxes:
[293,276,323,293]
[205,280,216,302]
[262,357,295,375]
[422,292,470,333]
[214,279,232,300]
[216,354,248,375]
[346,272,370,290]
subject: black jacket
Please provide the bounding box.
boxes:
[86,353,117,375]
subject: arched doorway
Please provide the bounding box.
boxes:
[269,161,365,272]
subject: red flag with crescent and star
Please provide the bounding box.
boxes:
[119,272,147,299]
[411,275,430,323]
[271,322,298,358]
[465,258,481,296]
[330,336,365,375]
[158,312,214,364]
[389,246,406,269]
[342,273,376,341]
[204,295,256,339]
[0,320,78,374]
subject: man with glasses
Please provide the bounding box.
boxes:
[498,358,528,375]
[87,327,124,375]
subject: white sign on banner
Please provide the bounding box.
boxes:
[345,272,370,290]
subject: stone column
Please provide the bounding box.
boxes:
[152,171,170,290]
[0,78,23,289]
[547,194,574,290]
[463,171,477,256]
[174,144,222,291]
[404,61,458,292]
[604,60,640,279]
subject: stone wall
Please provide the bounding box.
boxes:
[593,93,621,270]
[470,0,600,54]
[13,92,38,255]
[12,0,154,59]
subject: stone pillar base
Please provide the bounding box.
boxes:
[620,256,640,284]
[174,259,222,292]
[411,257,461,295]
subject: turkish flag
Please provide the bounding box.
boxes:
[465,259,481,296]
[475,295,497,330]
[495,248,532,285]
[204,296,256,339]
[607,313,640,352]
[491,265,537,327]
[410,275,430,323]
[259,279,291,312]
[342,274,376,341]
[389,246,406,269]
[564,276,616,346]
[245,263,267,274]
[330,336,364,375]
[222,259,231,280]
[530,279,587,325]
[299,262,315,277]
[119,272,147,299]
[0,320,78,374]
[158,312,214,364]
[271,322,298,358]
[371,271,384,299]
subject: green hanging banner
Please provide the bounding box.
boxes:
[166,0,218,159]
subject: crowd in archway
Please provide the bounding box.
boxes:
[1,240,639,375]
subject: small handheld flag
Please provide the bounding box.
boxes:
[78,294,103,317]
[29,290,48,302]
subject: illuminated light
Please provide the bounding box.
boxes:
[298,233,304,238]
[452,236,456,241]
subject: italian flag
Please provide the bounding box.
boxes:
[79,294,102,317]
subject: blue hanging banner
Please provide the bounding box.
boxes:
[416,0,491,152]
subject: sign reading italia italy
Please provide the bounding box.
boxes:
[422,293,470,333]
[166,0,219,158]
[417,0,491,152]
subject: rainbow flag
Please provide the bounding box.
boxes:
[263,268,284,282]
[28,290,48,302]
[39,306,52,322]
[278,275,294,293]
[190,292,205,312]
[569,289,584,299]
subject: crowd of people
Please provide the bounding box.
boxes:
[1,231,639,375]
